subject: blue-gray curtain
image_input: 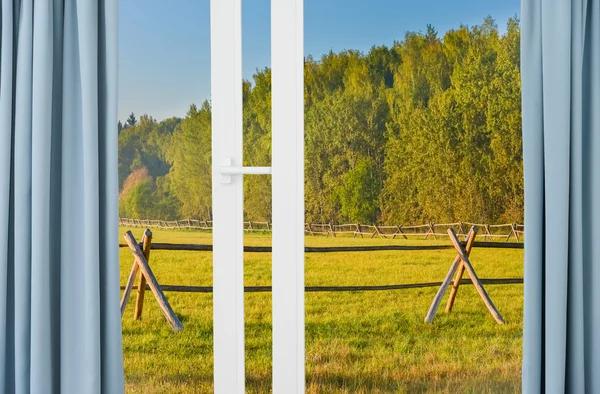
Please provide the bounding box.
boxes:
[522,0,600,392]
[0,1,123,393]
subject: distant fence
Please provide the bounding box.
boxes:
[119,218,525,242]
[118,218,524,242]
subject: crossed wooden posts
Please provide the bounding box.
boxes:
[120,229,183,331]
[424,227,504,324]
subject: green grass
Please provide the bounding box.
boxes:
[120,228,523,393]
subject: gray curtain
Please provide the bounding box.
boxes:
[0,1,123,393]
[522,0,600,392]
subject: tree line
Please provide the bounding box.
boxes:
[118,16,523,225]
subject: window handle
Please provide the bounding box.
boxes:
[220,157,271,184]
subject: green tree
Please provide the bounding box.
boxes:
[126,112,137,127]
[337,157,381,223]
[243,69,273,221]
[119,167,156,218]
[117,16,524,225]
[166,102,212,219]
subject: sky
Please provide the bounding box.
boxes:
[118,0,521,122]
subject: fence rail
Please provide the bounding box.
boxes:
[119,218,524,242]
[121,278,523,294]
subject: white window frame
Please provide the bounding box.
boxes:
[210,0,305,392]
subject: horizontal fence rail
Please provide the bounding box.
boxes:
[119,218,524,242]
[121,278,523,293]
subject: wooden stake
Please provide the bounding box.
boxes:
[445,227,477,312]
[306,223,314,236]
[376,225,385,239]
[124,231,183,331]
[424,222,437,240]
[396,225,408,240]
[483,224,492,241]
[506,222,519,242]
[446,229,504,324]
[424,227,477,323]
[120,234,145,317]
[134,229,153,320]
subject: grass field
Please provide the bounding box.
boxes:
[119,228,524,393]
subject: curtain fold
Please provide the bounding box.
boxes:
[522,0,600,392]
[0,1,123,393]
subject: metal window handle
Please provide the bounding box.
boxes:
[220,157,272,184]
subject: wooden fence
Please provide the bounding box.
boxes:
[119,226,522,330]
[119,236,523,296]
[119,218,524,242]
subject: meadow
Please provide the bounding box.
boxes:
[119,228,523,393]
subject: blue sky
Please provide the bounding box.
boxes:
[118,0,521,122]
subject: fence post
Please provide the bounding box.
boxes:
[120,234,146,317]
[123,231,183,331]
[506,222,519,242]
[446,229,504,324]
[134,229,153,320]
[424,222,436,240]
[397,225,408,240]
[484,224,492,241]
[425,227,477,323]
[306,223,314,236]
[372,225,383,239]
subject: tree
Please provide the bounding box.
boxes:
[243,69,273,221]
[305,90,387,223]
[119,167,155,218]
[117,16,524,225]
[126,112,137,127]
[166,102,212,219]
[337,157,381,223]
[118,114,180,189]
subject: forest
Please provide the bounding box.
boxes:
[118,16,522,225]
